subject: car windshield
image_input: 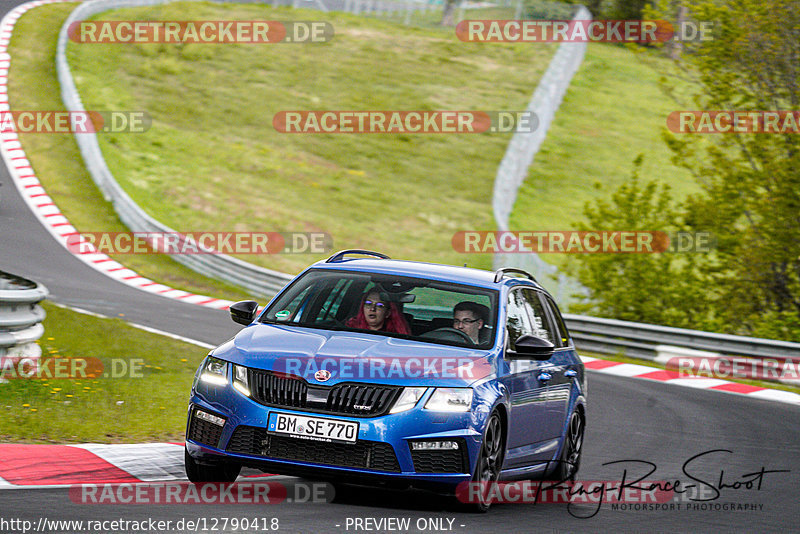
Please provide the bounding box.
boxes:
[262,269,498,349]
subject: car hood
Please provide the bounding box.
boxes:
[213,323,496,387]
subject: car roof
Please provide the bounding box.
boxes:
[308,257,545,292]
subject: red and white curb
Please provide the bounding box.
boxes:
[581,356,800,405]
[0,442,277,488]
[0,0,233,311]
[0,442,187,487]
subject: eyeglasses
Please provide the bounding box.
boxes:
[364,300,387,309]
[453,318,479,325]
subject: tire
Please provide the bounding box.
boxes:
[464,411,506,513]
[184,449,241,483]
[554,410,584,483]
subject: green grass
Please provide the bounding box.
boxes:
[7,3,252,301]
[0,302,208,443]
[583,351,800,396]
[59,2,556,275]
[510,43,697,269]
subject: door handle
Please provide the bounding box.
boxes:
[564,369,578,378]
[537,372,552,382]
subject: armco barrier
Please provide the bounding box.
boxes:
[0,271,48,368]
[491,5,590,307]
[56,0,293,298]
[564,314,800,385]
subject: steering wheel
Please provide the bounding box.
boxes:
[420,327,475,344]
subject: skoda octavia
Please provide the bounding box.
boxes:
[185,250,586,511]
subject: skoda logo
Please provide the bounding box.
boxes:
[315,369,331,382]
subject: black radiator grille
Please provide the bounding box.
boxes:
[227,425,401,472]
[187,408,225,448]
[248,369,401,417]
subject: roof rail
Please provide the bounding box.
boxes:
[325,249,391,263]
[494,267,537,284]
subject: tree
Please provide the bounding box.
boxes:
[567,156,711,329]
[662,0,800,338]
[579,0,800,339]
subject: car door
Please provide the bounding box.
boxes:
[524,289,572,438]
[501,287,554,468]
[538,292,581,440]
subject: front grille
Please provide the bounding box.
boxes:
[248,369,401,417]
[410,441,468,474]
[227,425,401,472]
[187,408,225,448]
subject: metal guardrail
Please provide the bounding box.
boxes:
[491,6,590,308]
[564,314,800,362]
[0,271,48,363]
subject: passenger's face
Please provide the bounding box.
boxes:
[363,292,388,330]
[454,310,482,342]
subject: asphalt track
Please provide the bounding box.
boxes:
[1,1,799,532]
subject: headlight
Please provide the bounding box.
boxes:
[199,356,228,386]
[424,388,473,412]
[389,387,427,414]
[232,364,250,397]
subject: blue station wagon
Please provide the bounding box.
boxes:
[185,250,586,511]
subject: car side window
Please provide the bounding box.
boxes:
[522,289,556,346]
[542,294,571,347]
[506,289,533,351]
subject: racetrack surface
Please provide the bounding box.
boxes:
[1,1,798,531]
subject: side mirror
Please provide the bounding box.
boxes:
[509,334,554,360]
[230,300,259,326]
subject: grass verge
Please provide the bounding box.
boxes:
[61,2,556,274]
[0,302,207,443]
[7,3,252,301]
[510,43,697,270]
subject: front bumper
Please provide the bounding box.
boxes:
[186,382,488,490]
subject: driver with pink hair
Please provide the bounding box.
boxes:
[346,288,411,335]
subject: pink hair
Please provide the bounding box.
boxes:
[346,291,410,335]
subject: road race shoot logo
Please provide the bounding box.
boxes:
[456,20,713,43]
[68,21,333,43]
[65,232,332,255]
[452,231,715,253]
[667,111,800,134]
[273,111,537,134]
[0,111,149,133]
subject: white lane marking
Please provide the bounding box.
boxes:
[49,302,215,349]
[746,389,800,404]
[70,443,187,482]
[126,322,215,350]
[664,377,731,389]
[593,363,658,377]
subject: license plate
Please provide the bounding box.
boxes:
[267,412,359,444]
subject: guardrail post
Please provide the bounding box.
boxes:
[0,271,48,383]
